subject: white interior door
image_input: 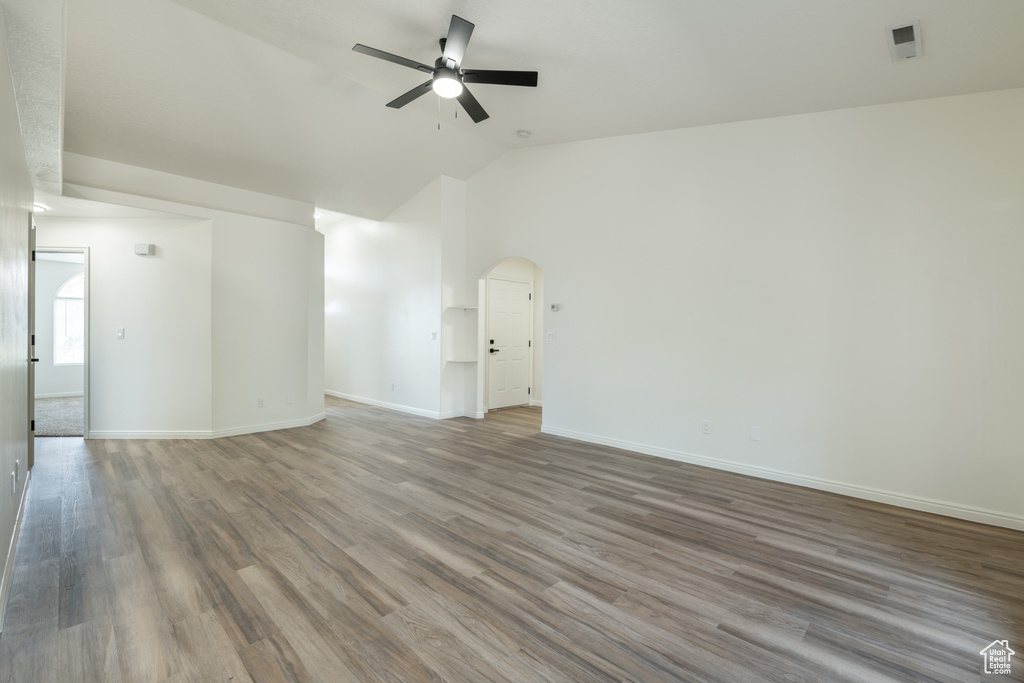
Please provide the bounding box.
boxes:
[487,278,532,409]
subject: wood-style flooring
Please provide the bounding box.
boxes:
[1,396,1022,682]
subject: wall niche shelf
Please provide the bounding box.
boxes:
[442,305,479,366]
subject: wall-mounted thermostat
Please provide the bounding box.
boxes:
[550,304,560,312]
[134,243,155,256]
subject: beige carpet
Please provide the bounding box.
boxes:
[34,396,84,437]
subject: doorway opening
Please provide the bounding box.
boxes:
[33,248,89,438]
[477,257,543,416]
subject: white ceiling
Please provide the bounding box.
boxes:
[12,0,1024,219]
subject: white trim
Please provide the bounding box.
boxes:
[541,425,1024,532]
[88,430,217,439]
[210,413,326,439]
[529,399,543,407]
[0,471,31,632]
[438,410,486,420]
[34,391,83,399]
[87,413,326,440]
[325,390,441,419]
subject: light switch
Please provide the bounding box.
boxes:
[547,332,555,341]
[116,328,125,340]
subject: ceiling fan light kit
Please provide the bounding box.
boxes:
[432,68,463,98]
[353,14,538,123]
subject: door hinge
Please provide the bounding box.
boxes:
[31,250,36,262]
[529,293,532,300]
[30,420,34,431]
[528,340,531,347]
[31,334,35,345]
[528,387,531,395]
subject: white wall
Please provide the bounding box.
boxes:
[37,218,214,435]
[439,177,476,418]
[0,15,34,629]
[323,179,443,417]
[33,259,85,397]
[211,215,324,433]
[40,155,326,438]
[466,87,1024,529]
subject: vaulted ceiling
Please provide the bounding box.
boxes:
[5,0,1024,219]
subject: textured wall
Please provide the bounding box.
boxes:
[0,0,64,193]
[0,14,34,627]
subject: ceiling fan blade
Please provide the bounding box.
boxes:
[442,15,474,68]
[386,81,433,109]
[462,70,538,87]
[457,86,489,123]
[353,44,434,73]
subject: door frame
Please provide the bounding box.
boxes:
[34,246,91,439]
[27,214,35,469]
[484,276,534,411]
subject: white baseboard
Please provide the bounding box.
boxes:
[0,470,30,632]
[541,425,1024,532]
[529,399,543,407]
[34,392,83,399]
[210,413,326,439]
[438,410,486,420]
[87,413,326,440]
[325,390,441,419]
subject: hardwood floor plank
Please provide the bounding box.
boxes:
[171,610,255,683]
[107,550,179,681]
[2,398,1022,682]
[238,633,316,683]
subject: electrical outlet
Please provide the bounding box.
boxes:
[286,393,294,405]
[390,382,395,391]
[750,426,761,441]
[547,332,555,341]
[257,396,266,408]
[702,419,712,435]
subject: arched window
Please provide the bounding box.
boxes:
[54,274,85,365]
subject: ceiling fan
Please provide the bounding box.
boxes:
[352,14,538,123]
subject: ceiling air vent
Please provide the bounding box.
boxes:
[888,21,921,61]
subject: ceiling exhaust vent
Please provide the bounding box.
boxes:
[888,21,922,61]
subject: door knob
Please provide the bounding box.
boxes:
[489,348,500,354]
